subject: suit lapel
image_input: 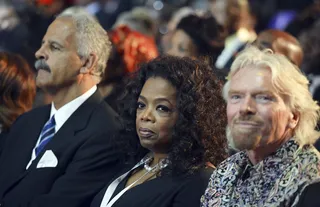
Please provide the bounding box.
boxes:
[26,91,104,170]
[2,91,104,195]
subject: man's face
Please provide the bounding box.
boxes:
[226,65,296,151]
[35,17,83,93]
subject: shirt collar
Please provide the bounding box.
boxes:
[50,85,97,133]
[237,138,299,175]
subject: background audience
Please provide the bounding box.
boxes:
[0,0,320,206]
[0,52,36,156]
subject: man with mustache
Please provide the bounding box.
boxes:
[201,46,320,207]
[0,12,122,207]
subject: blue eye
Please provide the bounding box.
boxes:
[256,95,273,102]
[231,95,241,100]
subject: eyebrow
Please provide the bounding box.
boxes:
[228,90,275,95]
[42,40,64,48]
[139,95,174,105]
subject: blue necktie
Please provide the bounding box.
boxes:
[35,115,56,157]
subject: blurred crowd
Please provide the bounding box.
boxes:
[1,0,320,104]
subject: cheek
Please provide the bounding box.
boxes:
[271,110,290,131]
[261,107,289,139]
[158,122,173,137]
[227,103,237,124]
[157,117,176,139]
[135,113,141,126]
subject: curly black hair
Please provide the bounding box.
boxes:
[176,13,226,68]
[117,55,228,176]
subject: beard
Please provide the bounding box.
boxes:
[226,125,262,151]
[227,114,265,151]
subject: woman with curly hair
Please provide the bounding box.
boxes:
[162,13,227,81]
[91,56,228,207]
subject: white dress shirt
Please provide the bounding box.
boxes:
[26,85,97,169]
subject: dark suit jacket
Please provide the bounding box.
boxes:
[0,132,8,159]
[296,182,320,207]
[0,91,123,207]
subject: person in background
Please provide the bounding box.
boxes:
[299,21,320,98]
[163,13,227,81]
[112,7,156,37]
[201,46,320,206]
[253,29,303,67]
[298,21,320,151]
[0,52,36,156]
[99,25,159,111]
[164,13,225,66]
[215,0,257,70]
[0,12,122,207]
[91,56,228,207]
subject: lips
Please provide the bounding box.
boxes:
[235,121,261,128]
[138,128,155,138]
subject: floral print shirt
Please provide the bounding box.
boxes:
[201,139,320,207]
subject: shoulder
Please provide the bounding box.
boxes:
[175,168,214,190]
[80,99,123,133]
[17,105,50,120]
[293,145,320,177]
[10,105,50,128]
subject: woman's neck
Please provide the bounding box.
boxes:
[151,152,168,166]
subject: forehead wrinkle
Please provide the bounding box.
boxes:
[45,18,77,49]
[230,66,277,94]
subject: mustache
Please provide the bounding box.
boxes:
[233,115,264,125]
[34,59,51,72]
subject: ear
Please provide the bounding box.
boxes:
[288,111,300,129]
[80,53,98,75]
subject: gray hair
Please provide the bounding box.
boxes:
[113,7,155,36]
[223,46,320,146]
[57,12,111,80]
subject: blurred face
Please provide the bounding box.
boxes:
[253,32,303,67]
[136,77,178,153]
[164,30,197,58]
[226,65,297,151]
[0,7,18,30]
[209,0,227,25]
[35,17,83,93]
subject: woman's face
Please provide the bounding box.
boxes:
[163,29,198,58]
[136,77,179,153]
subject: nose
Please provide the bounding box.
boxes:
[35,45,48,60]
[140,108,155,123]
[239,96,256,116]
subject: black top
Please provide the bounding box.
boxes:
[91,167,213,207]
[296,181,320,207]
[0,132,8,159]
